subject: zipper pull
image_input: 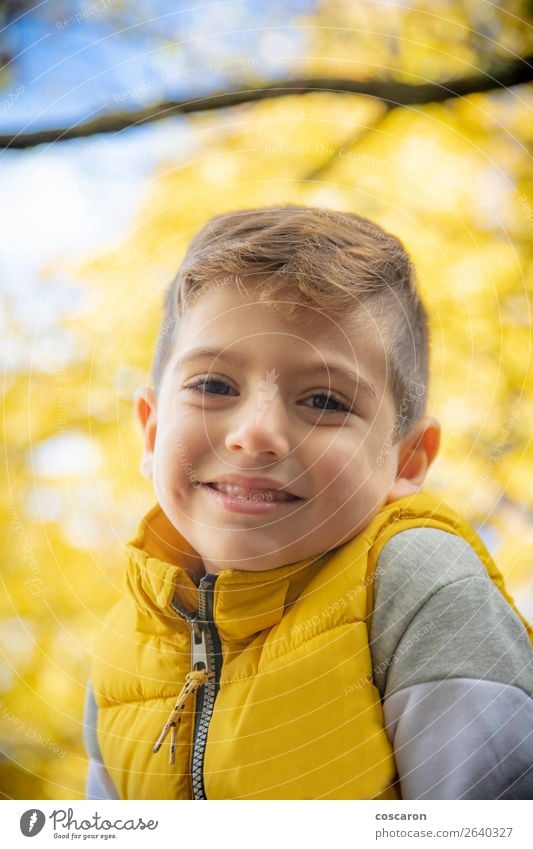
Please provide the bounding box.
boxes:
[152,668,212,764]
[191,618,209,672]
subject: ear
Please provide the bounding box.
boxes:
[385,416,441,504]
[134,386,158,480]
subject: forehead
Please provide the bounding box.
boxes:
[172,284,389,386]
[175,285,385,355]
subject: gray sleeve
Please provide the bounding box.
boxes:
[370,528,533,799]
[86,759,120,801]
[383,678,533,799]
[83,682,119,800]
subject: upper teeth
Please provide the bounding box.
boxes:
[215,483,250,496]
[212,483,293,501]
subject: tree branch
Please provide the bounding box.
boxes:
[300,104,393,182]
[2,54,532,149]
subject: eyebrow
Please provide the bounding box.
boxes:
[174,347,377,399]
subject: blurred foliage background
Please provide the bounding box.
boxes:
[1,0,532,799]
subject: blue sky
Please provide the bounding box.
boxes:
[0,0,316,131]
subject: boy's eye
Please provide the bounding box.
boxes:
[185,378,236,396]
[302,392,351,414]
[185,378,351,414]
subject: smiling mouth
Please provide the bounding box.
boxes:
[204,482,300,502]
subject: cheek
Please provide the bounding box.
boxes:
[312,449,356,496]
[315,441,379,498]
[154,418,208,480]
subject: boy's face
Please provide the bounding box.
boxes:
[136,283,438,576]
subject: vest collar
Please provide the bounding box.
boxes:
[125,503,336,642]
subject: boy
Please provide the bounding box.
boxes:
[84,205,533,800]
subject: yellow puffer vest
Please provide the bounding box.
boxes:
[91,490,530,800]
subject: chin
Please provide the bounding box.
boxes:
[209,542,281,572]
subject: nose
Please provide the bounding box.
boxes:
[225,385,291,459]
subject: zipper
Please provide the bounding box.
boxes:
[190,572,222,800]
[160,572,221,800]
